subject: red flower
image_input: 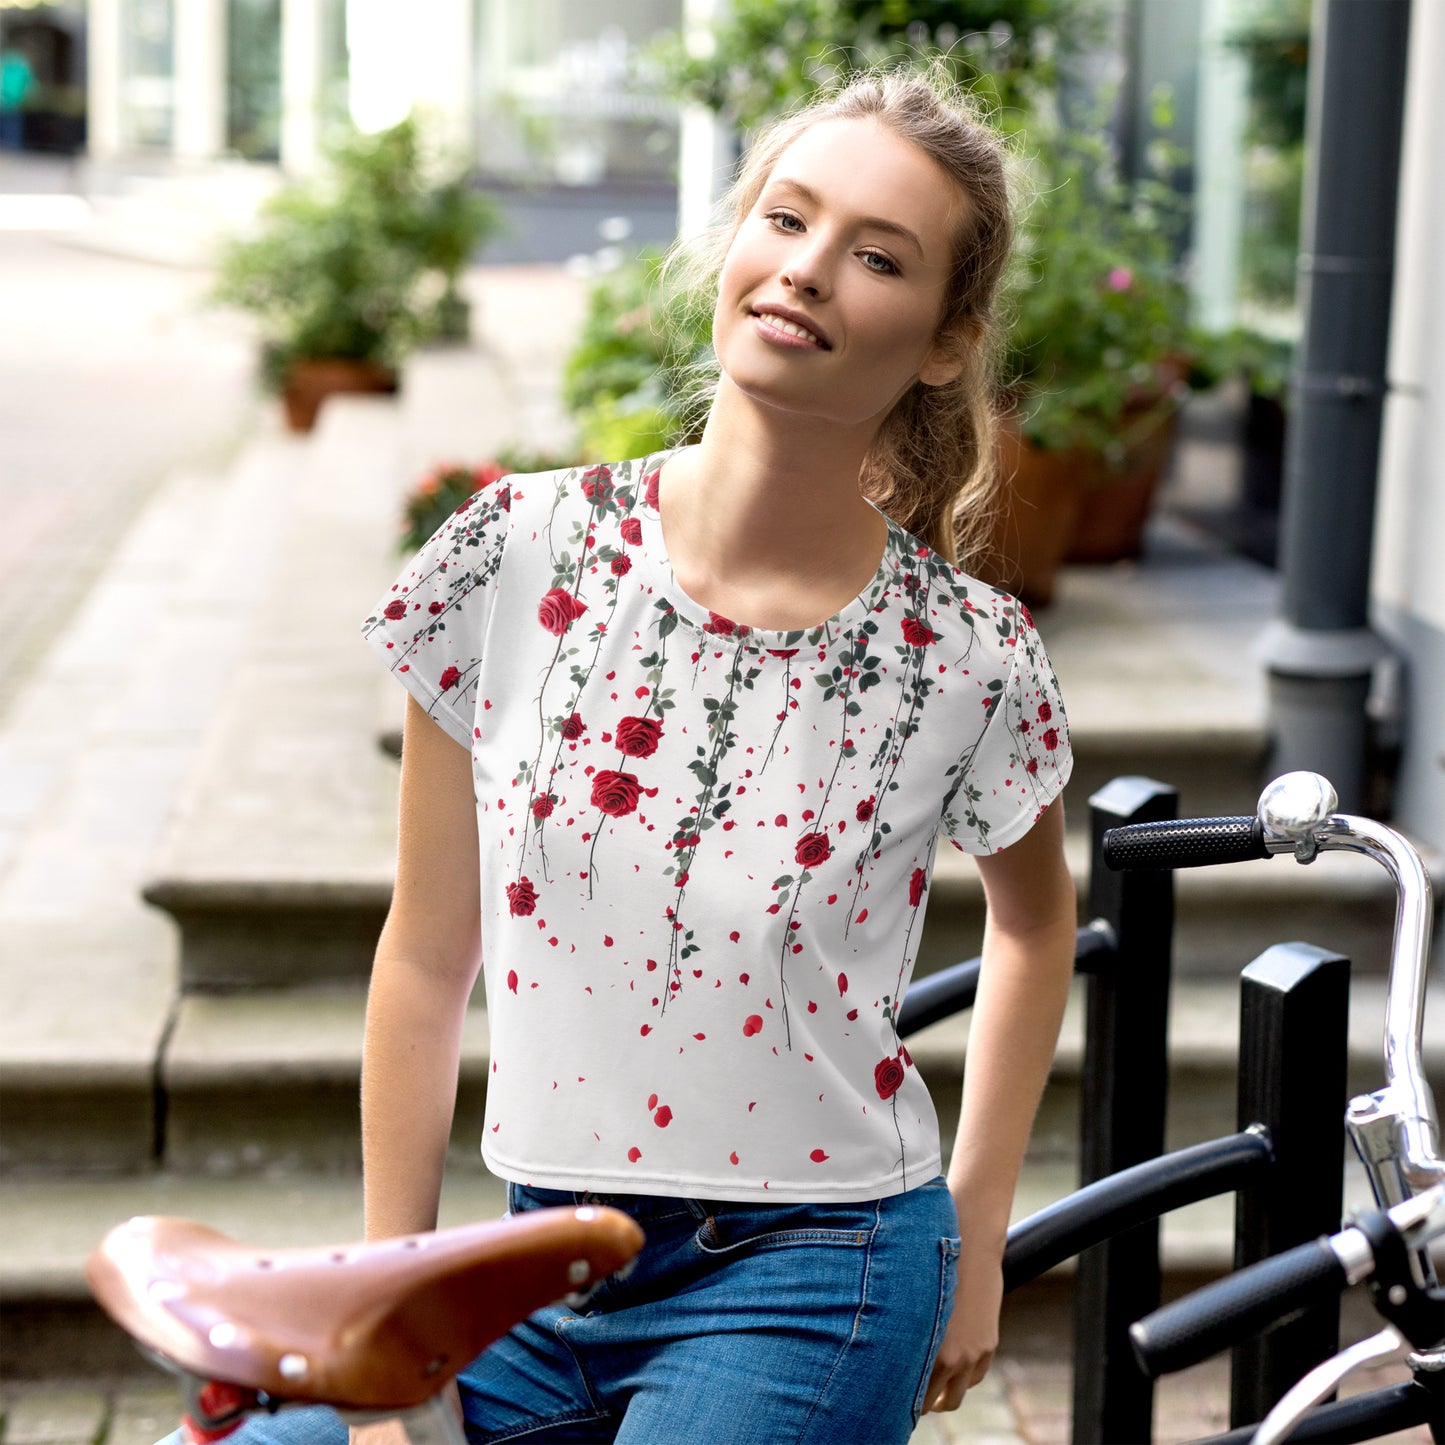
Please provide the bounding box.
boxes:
[768,648,799,659]
[538,587,588,635]
[438,665,461,691]
[1026,758,1039,775]
[645,469,661,510]
[620,517,643,546]
[1019,601,1035,631]
[506,876,537,916]
[561,712,586,740]
[591,769,642,817]
[706,612,736,636]
[874,1056,906,1100]
[611,554,632,577]
[901,616,938,647]
[856,795,875,823]
[428,600,444,615]
[1038,701,1053,723]
[795,832,833,869]
[531,795,555,819]
[383,599,408,621]
[1042,727,1060,752]
[908,866,927,908]
[616,715,664,758]
[580,465,613,502]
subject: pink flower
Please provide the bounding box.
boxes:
[1106,267,1134,292]
[538,587,588,635]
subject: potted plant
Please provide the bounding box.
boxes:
[211,116,500,431]
[981,92,1197,603]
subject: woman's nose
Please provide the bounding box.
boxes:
[781,245,830,300]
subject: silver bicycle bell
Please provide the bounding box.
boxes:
[1258,770,1339,862]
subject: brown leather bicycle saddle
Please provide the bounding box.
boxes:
[85,1207,645,1412]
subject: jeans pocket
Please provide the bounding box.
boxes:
[694,1200,878,1257]
[910,1235,962,1425]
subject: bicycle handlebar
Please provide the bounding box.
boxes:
[1101,816,1269,870]
[1129,1238,1348,1377]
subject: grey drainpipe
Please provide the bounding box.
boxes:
[1259,0,1412,812]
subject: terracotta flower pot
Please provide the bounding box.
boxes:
[281,358,400,433]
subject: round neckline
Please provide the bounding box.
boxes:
[633,447,902,649]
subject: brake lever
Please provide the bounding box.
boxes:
[1250,1327,1405,1445]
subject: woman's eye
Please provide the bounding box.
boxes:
[861,250,899,276]
[768,211,804,232]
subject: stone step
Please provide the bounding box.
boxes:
[0,1144,1392,1381]
[11,973,1435,1179]
[0,427,311,1175]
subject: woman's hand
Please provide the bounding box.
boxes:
[920,1242,1003,1414]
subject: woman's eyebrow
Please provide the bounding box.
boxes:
[764,177,925,258]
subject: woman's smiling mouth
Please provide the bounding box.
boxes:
[751,307,832,350]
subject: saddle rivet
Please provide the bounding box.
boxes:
[279,1353,309,1381]
[208,1323,239,1349]
[567,1258,591,1286]
[575,1206,598,1222]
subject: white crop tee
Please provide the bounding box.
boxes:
[363,451,1072,1202]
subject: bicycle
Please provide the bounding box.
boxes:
[1104,770,1444,1444]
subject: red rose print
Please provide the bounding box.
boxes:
[901,617,938,647]
[531,795,554,819]
[561,712,586,739]
[506,969,518,993]
[899,1043,913,1068]
[1038,701,1052,723]
[620,517,643,546]
[1019,601,1035,630]
[653,1105,673,1127]
[908,867,927,908]
[729,1151,739,1165]
[706,612,736,636]
[538,587,588,635]
[580,465,613,502]
[383,599,407,620]
[506,876,538,916]
[742,1015,763,1037]
[611,555,632,577]
[645,469,661,509]
[616,715,664,758]
[1026,758,1039,774]
[1042,727,1060,751]
[438,665,461,691]
[837,972,848,995]
[627,1146,642,1162]
[768,648,799,659]
[874,1056,906,1100]
[591,769,642,817]
[856,796,875,823]
[794,832,833,868]
[809,1149,829,1162]
[428,601,444,615]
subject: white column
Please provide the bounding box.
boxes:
[280,0,322,174]
[173,0,227,159]
[677,0,734,237]
[86,0,124,160]
[1190,0,1249,332]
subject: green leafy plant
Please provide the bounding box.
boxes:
[212,115,501,387]
[1002,90,1196,465]
[401,447,580,553]
[561,248,715,459]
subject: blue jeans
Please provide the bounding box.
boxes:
[160,1175,960,1444]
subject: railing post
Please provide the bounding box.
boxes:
[1229,943,1351,1428]
[1072,777,1179,1445]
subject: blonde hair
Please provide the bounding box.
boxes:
[662,63,1018,568]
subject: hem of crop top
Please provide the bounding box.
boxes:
[481,1141,946,1205]
[631,446,904,650]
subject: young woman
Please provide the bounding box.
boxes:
[216,63,1077,1445]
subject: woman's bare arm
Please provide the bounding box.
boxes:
[361,693,484,1241]
[924,798,1077,1411]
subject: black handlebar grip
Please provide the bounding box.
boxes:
[1102,817,1268,871]
[1129,1238,1348,1377]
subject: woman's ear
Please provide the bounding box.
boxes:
[917,317,978,388]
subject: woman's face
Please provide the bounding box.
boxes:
[712,116,967,433]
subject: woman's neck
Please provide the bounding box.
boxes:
[659,379,888,597]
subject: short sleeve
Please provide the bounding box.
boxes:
[939,599,1072,855]
[361,479,512,750]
